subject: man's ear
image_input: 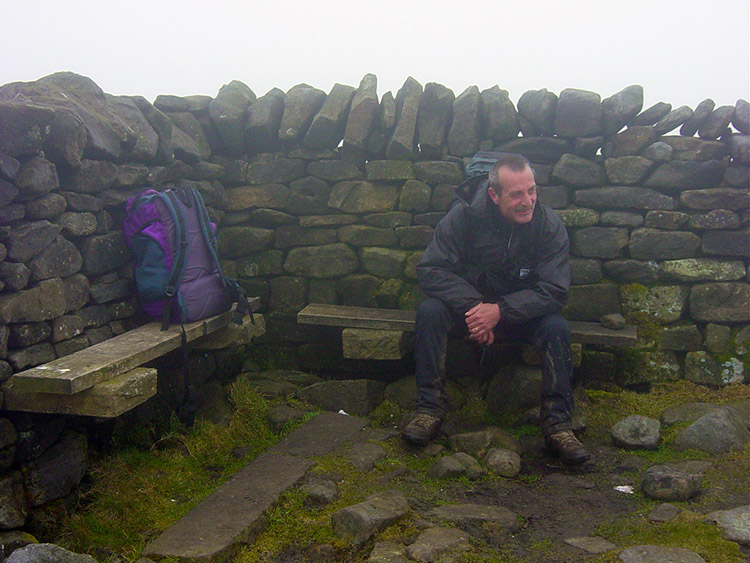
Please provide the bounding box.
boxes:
[488,187,501,205]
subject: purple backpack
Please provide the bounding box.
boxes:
[124,187,249,329]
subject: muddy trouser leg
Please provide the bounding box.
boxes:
[414,298,457,418]
[530,313,575,436]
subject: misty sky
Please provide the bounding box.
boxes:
[3,0,749,112]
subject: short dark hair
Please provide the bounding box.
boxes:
[488,153,532,193]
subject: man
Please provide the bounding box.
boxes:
[401,153,590,465]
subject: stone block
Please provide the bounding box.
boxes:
[416,82,454,159]
[447,86,481,157]
[304,83,355,150]
[342,328,412,360]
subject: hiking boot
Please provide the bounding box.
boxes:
[545,430,591,465]
[401,413,442,446]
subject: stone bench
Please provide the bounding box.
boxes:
[297,303,637,360]
[1,298,260,418]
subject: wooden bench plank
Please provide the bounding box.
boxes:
[9,298,261,396]
[2,367,157,418]
[298,303,637,347]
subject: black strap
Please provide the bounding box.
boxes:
[160,190,189,331]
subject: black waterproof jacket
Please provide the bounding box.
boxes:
[416,181,570,323]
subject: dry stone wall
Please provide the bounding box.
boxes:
[0,72,748,391]
[0,70,748,536]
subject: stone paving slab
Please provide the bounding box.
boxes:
[142,411,369,562]
[269,411,369,457]
[143,451,312,563]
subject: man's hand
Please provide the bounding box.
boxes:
[465,302,501,345]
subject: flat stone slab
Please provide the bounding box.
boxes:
[270,411,369,457]
[143,451,313,562]
[2,367,156,417]
[8,300,258,395]
[298,303,637,346]
[564,536,618,553]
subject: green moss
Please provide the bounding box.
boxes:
[594,511,745,563]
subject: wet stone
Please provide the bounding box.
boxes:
[347,442,386,472]
[648,502,681,522]
[483,447,521,478]
[619,545,707,563]
[301,479,338,507]
[641,464,701,501]
[564,536,617,554]
[405,527,471,562]
[611,415,660,450]
[428,456,466,479]
[705,505,750,545]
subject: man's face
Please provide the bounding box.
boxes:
[488,165,537,224]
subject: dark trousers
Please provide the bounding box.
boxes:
[414,297,574,436]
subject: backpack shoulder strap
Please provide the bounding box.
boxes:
[160,189,189,329]
[188,187,254,325]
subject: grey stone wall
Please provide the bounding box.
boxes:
[0,71,747,532]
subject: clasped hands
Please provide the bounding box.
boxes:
[465,302,501,345]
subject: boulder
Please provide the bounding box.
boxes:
[342,74,378,163]
[654,105,693,135]
[330,489,409,545]
[732,99,749,133]
[603,156,653,185]
[480,85,519,142]
[699,105,735,140]
[28,236,82,282]
[633,101,672,126]
[483,448,521,478]
[553,88,602,137]
[705,505,750,545]
[0,72,136,162]
[14,156,59,199]
[641,464,701,501]
[6,543,97,563]
[107,95,159,161]
[680,187,749,211]
[208,80,255,154]
[601,85,643,135]
[304,83,356,150]
[77,231,130,276]
[612,126,657,157]
[643,160,726,193]
[386,77,423,161]
[684,352,744,387]
[405,527,471,562]
[278,84,326,143]
[551,153,604,187]
[611,415,660,450]
[621,284,688,323]
[659,259,745,282]
[570,227,629,258]
[245,88,285,154]
[629,228,701,260]
[517,88,557,136]
[680,98,715,136]
[328,181,398,213]
[702,231,750,258]
[689,283,750,322]
[447,86,481,157]
[22,431,87,506]
[416,82,454,159]
[673,407,750,453]
[130,96,174,164]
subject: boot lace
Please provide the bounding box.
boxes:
[552,430,581,447]
[412,413,439,429]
